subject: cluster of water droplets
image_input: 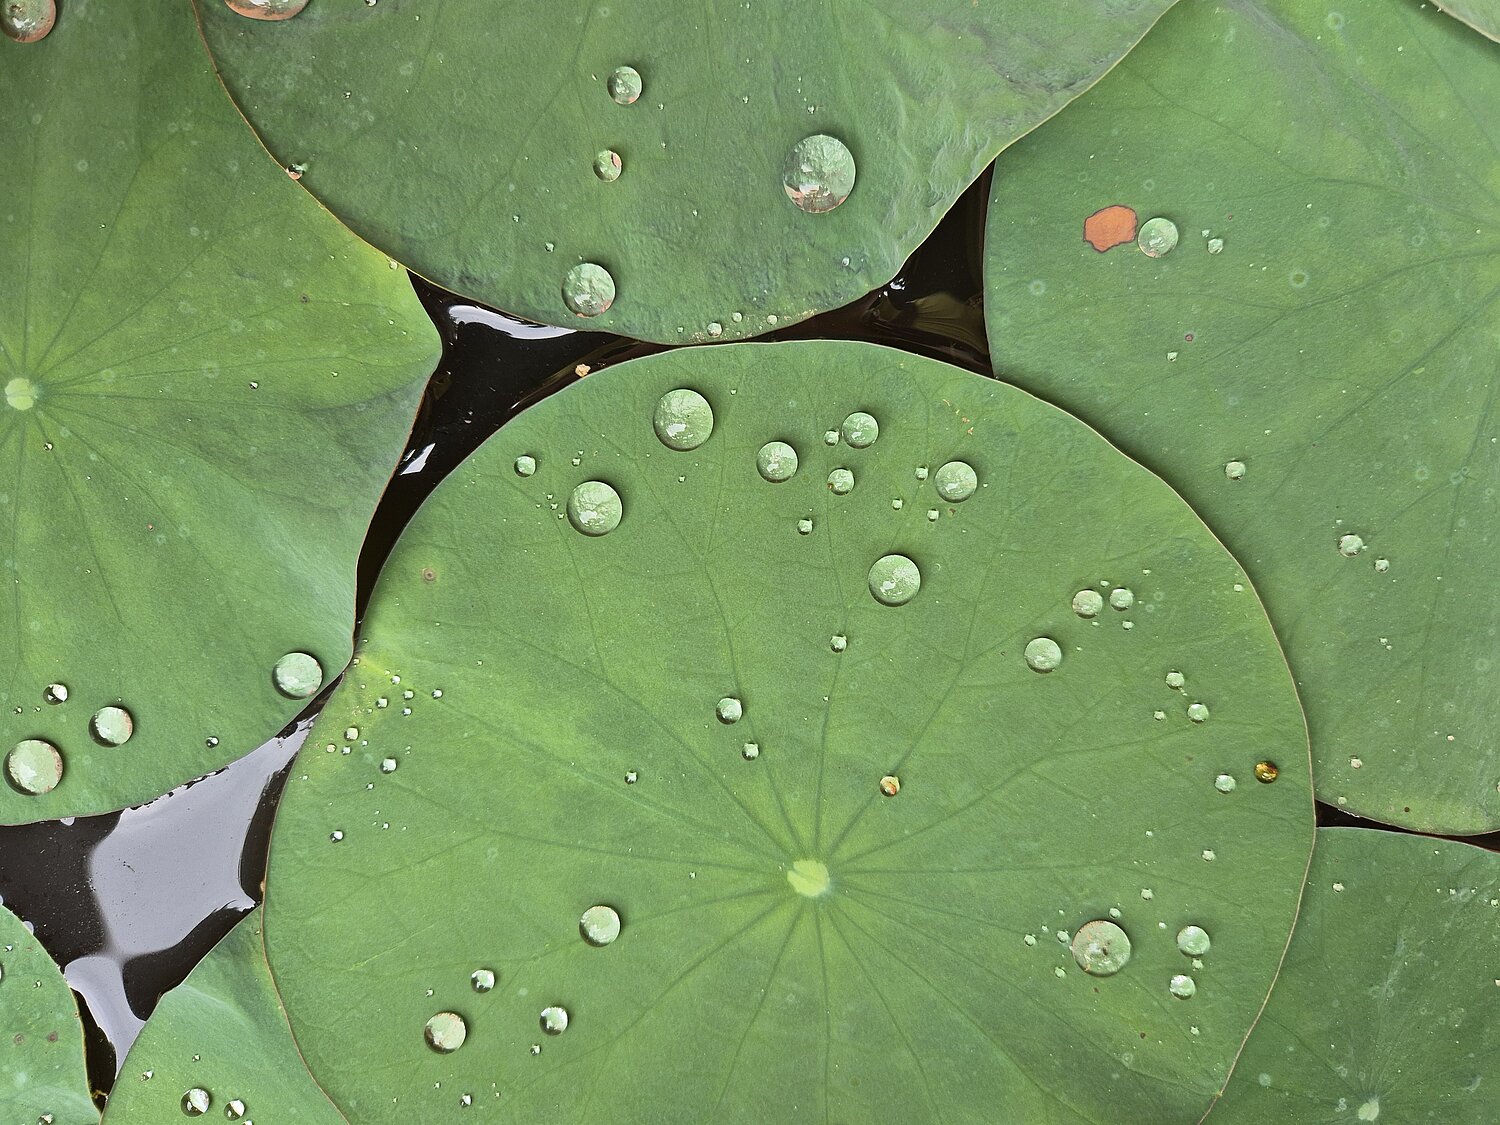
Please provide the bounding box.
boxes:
[175,1084,248,1118]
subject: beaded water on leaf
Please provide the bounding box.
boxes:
[782,135,856,213]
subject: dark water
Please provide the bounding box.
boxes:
[0,169,1490,1105]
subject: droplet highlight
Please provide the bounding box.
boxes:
[567,481,623,536]
[1070,920,1132,976]
[867,554,920,606]
[652,389,714,451]
[782,134,856,213]
[580,905,621,946]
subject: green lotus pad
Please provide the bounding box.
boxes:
[1435,1,1500,40]
[103,909,345,1124]
[194,0,1176,344]
[0,902,95,1124]
[984,0,1500,832]
[0,0,439,823]
[263,341,1313,1123]
[1210,828,1499,1123]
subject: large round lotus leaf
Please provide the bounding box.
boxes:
[263,341,1313,1123]
[0,902,95,1123]
[1436,1,1500,40]
[983,0,1500,833]
[193,0,1176,345]
[1210,828,1499,1123]
[0,0,439,823]
[103,909,345,1124]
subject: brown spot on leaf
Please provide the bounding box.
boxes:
[1084,205,1138,252]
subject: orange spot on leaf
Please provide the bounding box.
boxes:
[1083,205,1138,252]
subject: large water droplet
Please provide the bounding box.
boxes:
[540,1006,569,1035]
[934,461,978,502]
[1254,760,1279,783]
[787,858,831,897]
[782,134,856,213]
[5,740,63,796]
[867,554,920,606]
[470,969,495,992]
[1024,638,1063,673]
[273,652,323,699]
[567,481,623,536]
[1165,670,1186,691]
[756,441,798,482]
[607,66,643,105]
[1338,533,1365,557]
[652,389,714,451]
[225,0,307,19]
[1168,973,1197,999]
[0,1,52,43]
[580,905,621,946]
[180,1087,210,1116]
[593,150,623,182]
[840,412,878,448]
[89,706,133,747]
[1070,920,1132,976]
[1225,460,1247,481]
[561,263,616,317]
[716,696,743,724]
[1071,590,1104,618]
[424,1011,468,1052]
[1176,925,1211,956]
[1138,217,1179,257]
[42,683,67,705]
[1109,587,1134,611]
[1187,702,1210,723]
[826,468,854,495]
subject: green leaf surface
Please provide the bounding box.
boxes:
[102,909,345,1125]
[263,341,1313,1123]
[194,0,1177,345]
[1209,828,1499,1123]
[983,0,1500,832]
[0,0,440,823]
[0,902,96,1124]
[1435,0,1500,41]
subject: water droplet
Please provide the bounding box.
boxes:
[343,726,359,742]
[470,969,495,992]
[224,1099,246,1120]
[879,775,900,797]
[1070,920,1132,976]
[540,1005,569,1035]
[652,389,714,451]
[607,66,643,105]
[0,0,54,42]
[514,455,537,477]
[580,905,621,946]
[1165,670,1185,691]
[561,263,615,317]
[840,412,878,448]
[424,1011,468,1052]
[273,652,323,699]
[1176,926,1211,956]
[1024,638,1063,673]
[593,149,623,182]
[624,770,638,784]
[787,858,831,897]
[1214,773,1236,794]
[1374,557,1390,573]
[1200,848,1216,861]
[5,740,63,795]
[1168,973,1197,999]
[830,634,847,653]
[867,554,920,606]
[1109,588,1134,611]
[1225,460,1247,481]
[756,441,798,482]
[380,757,398,773]
[329,830,344,843]
[1187,702,1210,723]
[796,518,814,535]
[180,1087,210,1116]
[1207,237,1225,254]
[782,134,856,213]
[826,468,854,495]
[1338,533,1365,557]
[741,742,760,760]
[42,683,67,705]
[1254,760,1279,783]
[716,696,743,724]
[1071,590,1104,618]
[87,706,134,747]
[1153,710,1166,721]
[934,461,978,502]
[567,481,623,536]
[225,0,307,18]
[1138,217,1179,257]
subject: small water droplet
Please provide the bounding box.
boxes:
[343,726,359,742]
[756,441,799,482]
[329,830,344,843]
[273,652,323,699]
[1168,973,1197,999]
[567,481,623,536]
[1207,237,1225,254]
[42,683,67,705]
[1338,533,1365,557]
[6,740,63,795]
[0,0,54,43]
[1138,217,1179,257]
[1165,670,1185,691]
[716,696,743,724]
[580,905,621,946]
[867,554,920,606]
[607,66,643,105]
[540,1005,569,1035]
[180,1087,211,1116]
[1109,587,1134,611]
[1187,702,1210,723]
[830,634,847,653]
[224,1099,246,1120]
[1176,926,1211,956]
[926,509,939,522]
[879,775,900,797]
[1153,710,1166,720]
[379,757,398,774]
[1214,773,1236,793]
[624,770,638,784]
[1070,920,1132,976]
[652,389,714,451]
[840,412,878,448]
[1024,638,1063,673]
[514,455,537,477]
[782,134,856,213]
[826,468,854,495]
[1071,590,1104,618]
[424,1011,468,1052]
[934,461,978,502]
[1374,557,1390,573]
[470,969,495,992]
[742,742,760,760]
[1225,460,1247,481]
[796,517,814,535]
[593,149,623,182]
[1254,760,1279,783]
[205,736,219,748]
[89,705,134,746]
[561,263,615,317]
